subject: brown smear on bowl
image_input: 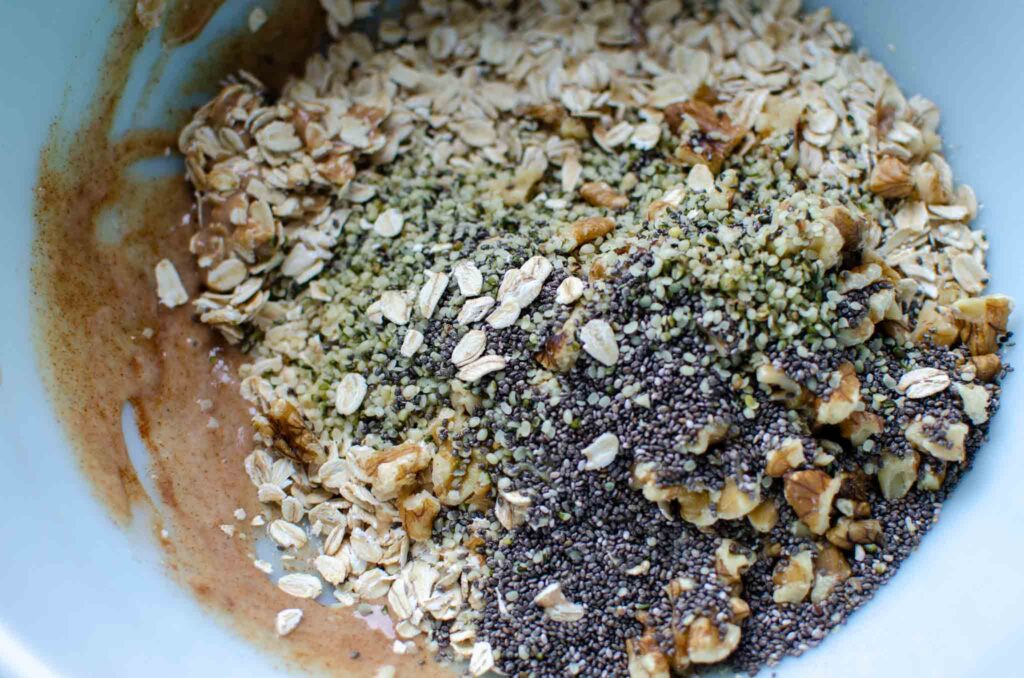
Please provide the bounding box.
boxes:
[31,2,450,676]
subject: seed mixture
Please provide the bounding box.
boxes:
[161,0,1013,675]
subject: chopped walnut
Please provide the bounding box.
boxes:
[952,295,1013,356]
[265,399,326,466]
[716,479,760,519]
[814,363,862,425]
[956,383,990,425]
[911,301,959,347]
[765,438,806,477]
[823,205,866,253]
[772,551,814,604]
[747,500,779,533]
[715,538,756,585]
[359,441,434,500]
[399,491,441,541]
[811,545,852,603]
[626,632,671,678]
[756,364,808,406]
[666,101,745,174]
[839,411,884,446]
[678,489,717,527]
[687,617,741,664]
[784,470,841,534]
[877,451,920,501]
[917,462,947,492]
[564,216,616,249]
[579,181,629,209]
[970,354,1002,382]
[868,156,913,198]
[905,417,968,463]
[535,317,581,373]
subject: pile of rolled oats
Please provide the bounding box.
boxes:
[161,0,1013,675]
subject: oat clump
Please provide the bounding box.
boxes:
[167,0,1011,675]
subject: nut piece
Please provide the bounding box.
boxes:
[917,462,947,492]
[868,156,913,198]
[399,491,441,541]
[912,301,959,347]
[772,551,814,604]
[360,441,434,500]
[897,367,950,399]
[580,181,629,209]
[756,364,807,406]
[677,489,717,527]
[847,519,883,544]
[811,545,852,603]
[905,417,968,463]
[687,617,742,664]
[953,295,1013,356]
[970,354,1002,382]
[814,363,862,425]
[716,478,760,519]
[715,538,756,584]
[666,101,745,175]
[535,323,580,373]
[839,411,885,446]
[955,382,990,424]
[765,438,806,477]
[565,216,616,248]
[784,470,841,535]
[266,399,325,465]
[747,500,779,533]
[877,451,920,501]
[626,633,671,678]
[823,206,866,253]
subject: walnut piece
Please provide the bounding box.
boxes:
[399,490,441,541]
[784,470,841,534]
[715,538,756,585]
[716,479,760,519]
[970,354,1002,382]
[868,156,913,198]
[772,551,814,604]
[266,399,326,465]
[952,295,1013,356]
[565,216,616,248]
[811,545,852,603]
[579,181,628,209]
[765,438,806,477]
[666,100,745,175]
[687,617,742,664]
[839,411,884,446]
[912,301,959,347]
[877,451,920,500]
[905,417,968,463]
[361,441,433,500]
[626,632,671,678]
[814,363,862,425]
[747,500,779,533]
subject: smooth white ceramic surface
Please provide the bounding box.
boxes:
[0,1,1021,676]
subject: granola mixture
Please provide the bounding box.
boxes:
[162,1,1012,675]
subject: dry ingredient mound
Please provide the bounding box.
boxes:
[158,1,1013,676]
